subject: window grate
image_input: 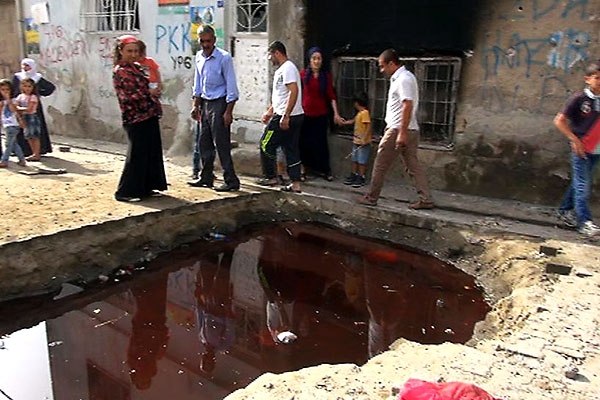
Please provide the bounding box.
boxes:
[333,57,461,145]
[80,0,140,33]
[236,0,267,33]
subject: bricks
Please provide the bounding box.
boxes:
[539,245,558,256]
[545,263,572,275]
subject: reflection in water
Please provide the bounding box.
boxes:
[258,232,327,345]
[7,222,489,399]
[194,249,235,374]
[128,274,169,390]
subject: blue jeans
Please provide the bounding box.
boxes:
[1,126,25,163]
[559,153,600,226]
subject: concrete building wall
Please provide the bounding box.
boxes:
[324,1,600,206]
[0,0,21,79]
[21,0,223,156]
[447,1,600,203]
[12,0,600,207]
[268,0,305,73]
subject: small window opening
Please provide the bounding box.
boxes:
[236,0,267,33]
[80,0,140,33]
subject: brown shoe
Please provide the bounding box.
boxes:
[409,200,435,210]
[356,194,378,206]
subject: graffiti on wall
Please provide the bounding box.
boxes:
[478,0,594,113]
[156,22,193,55]
[40,25,89,65]
[547,29,590,71]
[499,0,590,21]
[481,29,590,80]
[155,7,223,70]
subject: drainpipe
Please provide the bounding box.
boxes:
[15,0,26,60]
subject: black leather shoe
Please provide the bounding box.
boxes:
[214,183,240,192]
[188,179,213,188]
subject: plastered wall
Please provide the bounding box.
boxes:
[21,0,227,155]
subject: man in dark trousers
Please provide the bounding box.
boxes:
[189,25,241,192]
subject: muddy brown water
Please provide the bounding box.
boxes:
[0,222,489,399]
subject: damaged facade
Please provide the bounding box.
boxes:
[0,0,599,206]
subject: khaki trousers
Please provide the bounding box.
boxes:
[366,128,432,202]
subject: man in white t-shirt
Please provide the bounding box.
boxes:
[357,48,434,209]
[258,41,304,193]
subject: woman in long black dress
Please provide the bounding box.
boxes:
[299,47,343,181]
[11,58,55,158]
[112,35,168,202]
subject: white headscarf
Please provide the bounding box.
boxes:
[15,58,43,83]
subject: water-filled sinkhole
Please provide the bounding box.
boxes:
[0,222,490,399]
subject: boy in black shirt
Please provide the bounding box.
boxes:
[554,61,600,236]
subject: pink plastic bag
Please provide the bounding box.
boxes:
[399,378,501,400]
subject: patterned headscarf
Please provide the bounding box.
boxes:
[117,34,138,46]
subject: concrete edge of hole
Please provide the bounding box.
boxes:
[0,191,504,334]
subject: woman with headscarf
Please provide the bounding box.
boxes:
[112,34,167,202]
[299,47,343,181]
[11,58,55,159]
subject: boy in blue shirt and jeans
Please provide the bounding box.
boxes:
[555,61,600,236]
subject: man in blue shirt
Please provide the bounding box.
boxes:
[189,25,240,191]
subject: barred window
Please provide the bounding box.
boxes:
[80,0,139,33]
[333,57,461,146]
[236,0,267,33]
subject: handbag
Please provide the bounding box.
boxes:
[36,77,56,97]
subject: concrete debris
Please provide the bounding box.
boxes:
[575,269,593,278]
[545,263,572,275]
[564,367,579,380]
[539,245,559,256]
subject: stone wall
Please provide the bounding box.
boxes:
[447,1,599,204]
[0,0,21,79]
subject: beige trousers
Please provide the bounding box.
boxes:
[366,128,432,202]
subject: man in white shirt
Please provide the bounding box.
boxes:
[357,48,434,209]
[258,41,304,193]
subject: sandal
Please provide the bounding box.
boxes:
[356,194,378,206]
[409,200,436,210]
[276,175,289,186]
[281,184,301,193]
[256,178,277,187]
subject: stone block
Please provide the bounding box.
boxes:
[500,337,547,359]
[545,263,572,275]
[539,245,558,256]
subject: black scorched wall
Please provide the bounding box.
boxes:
[304,0,481,58]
